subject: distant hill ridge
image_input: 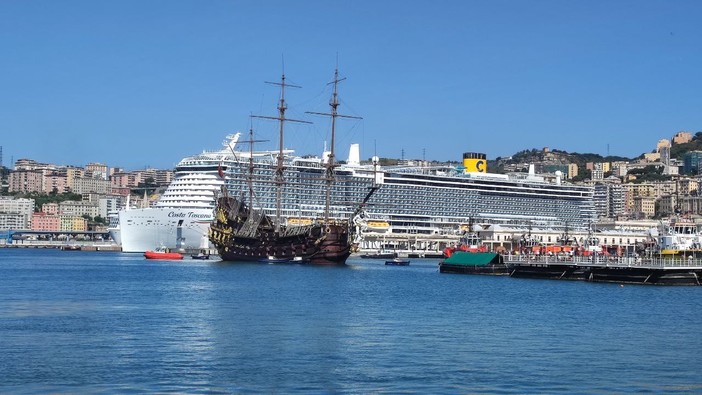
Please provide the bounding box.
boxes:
[492,131,702,172]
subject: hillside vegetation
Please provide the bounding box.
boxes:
[489,131,702,180]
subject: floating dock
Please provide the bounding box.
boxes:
[505,255,702,286]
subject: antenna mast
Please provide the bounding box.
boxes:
[307,67,362,223]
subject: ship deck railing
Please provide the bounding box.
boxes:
[504,254,702,270]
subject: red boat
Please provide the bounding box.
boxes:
[443,231,487,258]
[144,247,183,260]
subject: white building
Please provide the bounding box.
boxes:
[99,196,123,219]
[0,197,35,229]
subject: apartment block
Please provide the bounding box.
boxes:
[8,170,43,193]
[85,162,109,180]
[73,177,111,194]
[31,212,61,231]
[0,213,28,230]
[42,202,59,214]
[99,196,122,218]
[0,197,35,229]
[567,163,578,179]
[632,196,656,219]
[43,172,68,193]
[59,201,99,218]
[60,216,88,231]
[683,151,702,175]
[594,182,626,219]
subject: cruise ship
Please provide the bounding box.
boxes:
[114,133,595,253]
[113,133,298,252]
[219,148,596,244]
[113,133,233,252]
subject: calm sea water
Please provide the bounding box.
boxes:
[1,248,701,394]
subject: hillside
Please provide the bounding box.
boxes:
[489,149,630,174]
[670,132,702,159]
[490,131,702,174]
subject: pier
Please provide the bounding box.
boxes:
[0,240,122,251]
[504,254,702,285]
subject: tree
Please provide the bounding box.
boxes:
[627,165,669,183]
[23,191,82,212]
[571,169,592,182]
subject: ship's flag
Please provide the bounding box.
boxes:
[218,161,225,178]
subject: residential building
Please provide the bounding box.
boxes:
[0,213,28,230]
[658,195,677,217]
[43,171,68,193]
[73,177,111,194]
[31,212,61,231]
[111,172,134,188]
[42,203,59,215]
[14,159,55,171]
[678,195,702,216]
[591,162,605,180]
[85,162,109,180]
[567,163,578,179]
[594,183,608,218]
[99,196,123,218]
[632,196,656,219]
[0,197,35,229]
[62,166,84,192]
[8,170,43,193]
[109,167,124,178]
[683,151,702,175]
[610,161,628,178]
[677,177,699,195]
[60,216,88,231]
[153,169,174,186]
[621,181,676,215]
[59,201,99,218]
[594,182,626,219]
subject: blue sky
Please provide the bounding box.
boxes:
[1,0,701,170]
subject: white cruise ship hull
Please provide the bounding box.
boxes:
[118,207,214,253]
[108,227,121,246]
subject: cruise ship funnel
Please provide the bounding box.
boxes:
[463,152,487,173]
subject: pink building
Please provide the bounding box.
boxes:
[111,172,135,188]
[31,212,61,231]
[8,170,43,193]
[43,172,68,193]
[111,187,131,197]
